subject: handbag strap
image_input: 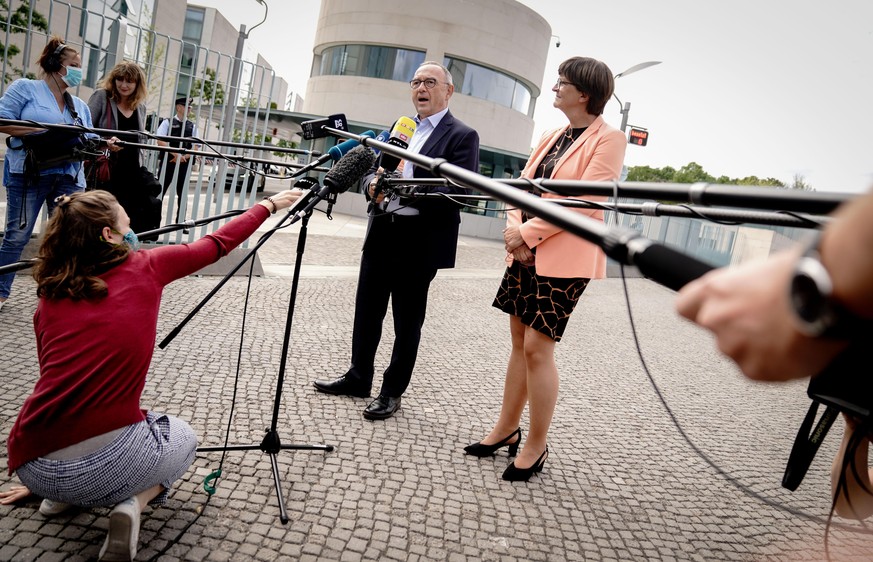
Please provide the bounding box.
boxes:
[104,96,113,129]
[62,92,82,126]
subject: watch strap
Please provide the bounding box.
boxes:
[791,232,873,339]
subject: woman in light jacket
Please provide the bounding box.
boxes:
[464,57,627,481]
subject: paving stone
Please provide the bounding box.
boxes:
[2,210,873,560]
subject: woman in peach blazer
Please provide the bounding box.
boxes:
[464,57,626,481]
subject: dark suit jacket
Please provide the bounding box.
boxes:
[363,109,479,270]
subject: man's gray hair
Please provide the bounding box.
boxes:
[418,61,453,86]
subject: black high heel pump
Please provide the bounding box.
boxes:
[501,447,548,482]
[464,428,522,457]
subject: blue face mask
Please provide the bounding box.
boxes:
[111,228,140,251]
[61,65,83,87]
[122,229,141,251]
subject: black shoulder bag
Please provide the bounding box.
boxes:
[5,92,101,180]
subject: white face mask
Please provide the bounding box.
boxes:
[61,65,83,87]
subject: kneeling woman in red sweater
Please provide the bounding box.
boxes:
[2,188,299,561]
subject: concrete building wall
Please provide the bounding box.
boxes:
[304,0,551,155]
[198,6,238,78]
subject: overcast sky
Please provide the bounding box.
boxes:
[193,0,873,193]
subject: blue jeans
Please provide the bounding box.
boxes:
[0,173,81,299]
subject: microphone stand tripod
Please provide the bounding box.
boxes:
[161,185,334,525]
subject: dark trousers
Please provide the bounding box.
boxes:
[162,160,189,220]
[346,251,437,398]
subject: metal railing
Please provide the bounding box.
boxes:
[0,0,302,247]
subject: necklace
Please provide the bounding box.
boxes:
[535,126,586,180]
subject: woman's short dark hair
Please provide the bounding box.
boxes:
[34,191,129,300]
[558,57,615,116]
[37,35,78,75]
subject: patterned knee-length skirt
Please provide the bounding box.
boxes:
[492,261,590,342]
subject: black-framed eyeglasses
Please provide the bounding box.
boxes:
[555,79,573,89]
[409,78,443,90]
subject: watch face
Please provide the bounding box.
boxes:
[791,271,827,324]
[790,256,836,336]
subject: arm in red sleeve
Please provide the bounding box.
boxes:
[148,205,271,286]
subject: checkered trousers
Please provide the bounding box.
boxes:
[16,412,197,507]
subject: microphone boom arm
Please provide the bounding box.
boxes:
[159,182,330,349]
[325,127,714,291]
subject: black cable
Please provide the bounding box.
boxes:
[671,204,742,225]
[11,114,299,183]
[617,265,873,535]
[144,249,261,561]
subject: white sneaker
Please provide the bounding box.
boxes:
[98,498,141,561]
[39,498,73,516]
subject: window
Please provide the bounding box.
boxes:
[318,45,425,83]
[444,57,532,114]
[179,8,204,98]
[183,7,204,42]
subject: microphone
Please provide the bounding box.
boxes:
[369,118,416,212]
[327,130,375,162]
[324,145,377,194]
[290,146,376,225]
[291,130,375,179]
[378,116,416,173]
[370,130,391,159]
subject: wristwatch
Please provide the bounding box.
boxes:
[789,232,872,339]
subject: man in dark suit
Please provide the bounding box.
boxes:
[313,61,480,420]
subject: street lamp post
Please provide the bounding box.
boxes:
[221,0,269,141]
[612,60,661,132]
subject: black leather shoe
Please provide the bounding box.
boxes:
[363,395,401,420]
[312,375,370,398]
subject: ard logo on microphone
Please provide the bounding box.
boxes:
[301,113,348,140]
[628,127,649,146]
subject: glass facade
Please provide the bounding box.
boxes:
[179,7,205,96]
[80,0,156,87]
[314,46,532,217]
[316,47,533,116]
[319,45,426,82]
[444,56,531,115]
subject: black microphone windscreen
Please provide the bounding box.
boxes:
[324,145,376,193]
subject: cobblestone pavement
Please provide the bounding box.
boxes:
[2,209,873,561]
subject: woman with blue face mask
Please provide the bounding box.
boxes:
[0,36,94,312]
[0,188,302,560]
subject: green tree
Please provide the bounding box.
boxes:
[625,165,675,182]
[273,138,299,164]
[673,162,715,184]
[140,27,174,116]
[790,174,813,191]
[191,67,225,106]
[0,1,48,83]
[626,162,804,189]
[734,175,784,187]
[231,128,271,145]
